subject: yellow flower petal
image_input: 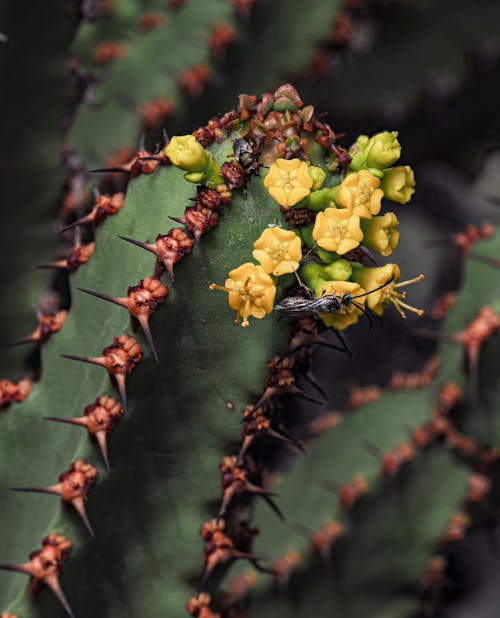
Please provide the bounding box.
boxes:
[264,158,313,208]
[210,263,276,326]
[312,208,363,254]
[334,170,383,218]
[252,227,302,276]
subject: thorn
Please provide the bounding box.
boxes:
[118,235,156,254]
[90,166,130,174]
[469,252,500,269]
[43,416,88,428]
[261,492,285,521]
[59,353,105,367]
[59,214,93,234]
[8,336,35,347]
[44,573,75,618]
[235,434,254,465]
[34,260,68,270]
[137,313,159,363]
[95,430,110,472]
[0,563,32,575]
[71,496,95,537]
[77,287,127,309]
[168,215,185,225]
[115,374,128,414]
[286,385,324,406]
[303,370,328,400]
[10,485,60,496]
[269,427,306,453]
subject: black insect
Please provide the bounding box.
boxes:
[233,137,261,177]
[274,277,395,328]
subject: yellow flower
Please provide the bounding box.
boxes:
[313,280,366,330]
[209,263,276,327]
[352,263,425,317]
[360,212,400,256]
[334,170,384,218]
[253,227,302,276]
[312,207,364,254]
[264,158,313,208]
[382,166,416,204]
[164,135,207,171]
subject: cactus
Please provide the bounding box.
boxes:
[1,1,499,614]
[0,81,435,616]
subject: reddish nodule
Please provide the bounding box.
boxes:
[0,534,74,617]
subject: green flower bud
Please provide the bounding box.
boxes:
[382,166,416,204]
[308,166,326,191]
[300,262,325,291]
[364,131,401,169]
[360,212,400,256]
[317,248,338,264]
[299,225,315,247]
[305,187,336,211]
[351,131,401,171]
[164,135,208,172]
[322,259,352,282]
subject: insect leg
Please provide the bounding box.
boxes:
[332,329,354,361]
[352,300,373,330]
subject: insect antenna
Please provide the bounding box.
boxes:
[351,275,395,300]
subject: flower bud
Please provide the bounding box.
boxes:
[382,166,415,204]
[300,262,325,291]
[360,212,400,256]
[350,131,401,171]
[164,135,208,172]
[322,259,352,282]
[306,187,336,212]
[308,166,326,191]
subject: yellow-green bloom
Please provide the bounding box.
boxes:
[352,263,425,317]
[382,165,416,204]
[312,207,363,254]
[334,170,384,218]
[253,227,302,276]
[264,158,313,208]
[209,263,276,327]
[164,135,207,171]
[351,131,401,171]
[360,212,400,256]
[314,280,366,330]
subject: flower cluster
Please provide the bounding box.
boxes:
[210,227,302,326]
[210,122,422,329]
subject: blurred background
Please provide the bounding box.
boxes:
[0,1,499,616]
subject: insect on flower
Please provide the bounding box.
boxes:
[232,137,261,177]
[274,276,395,327]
